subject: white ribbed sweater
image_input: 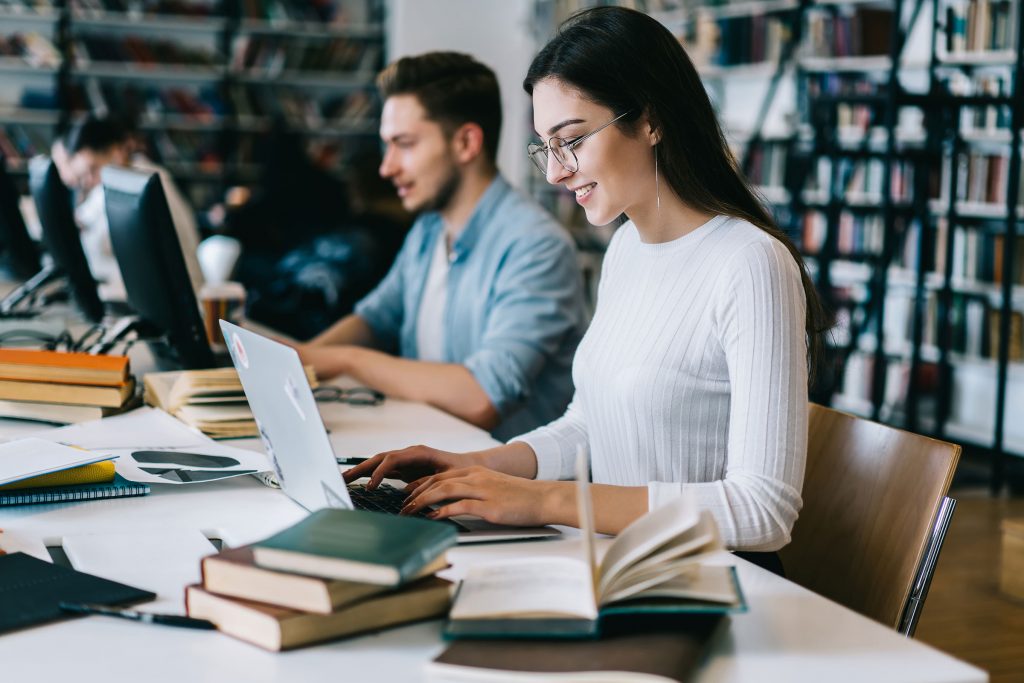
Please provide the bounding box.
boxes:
[514,215,808,551]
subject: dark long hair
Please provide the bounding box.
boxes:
[524,6,830,379]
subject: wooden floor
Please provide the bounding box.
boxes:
[915,490,1024,683]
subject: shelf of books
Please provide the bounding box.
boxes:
[0,6,62,184]
[0,0,384,207]
[795,0,1023,484]
[927,0,1022,485]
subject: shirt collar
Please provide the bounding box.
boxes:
[424,175,509,263]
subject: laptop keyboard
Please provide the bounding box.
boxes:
[348,483,469,531]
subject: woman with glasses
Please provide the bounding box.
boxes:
[346,6,829,563]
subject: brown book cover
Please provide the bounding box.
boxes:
[186,576,452,651]
[201,546,389,614]
[428,616,724,683]
[0,349,129,387]
[0,376,135,408]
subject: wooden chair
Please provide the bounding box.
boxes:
[778,403,960,636]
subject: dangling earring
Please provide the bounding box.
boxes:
[655,145,661,213]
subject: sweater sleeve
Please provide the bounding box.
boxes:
[509,393,588,480]
[648,237,808,551]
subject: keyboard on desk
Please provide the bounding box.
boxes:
[347,483,469,531]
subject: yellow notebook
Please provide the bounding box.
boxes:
[0,460,116,491]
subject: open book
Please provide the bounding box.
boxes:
[143,367,317,439]
[444,455,744,638]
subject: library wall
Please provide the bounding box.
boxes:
[385,0,536,190]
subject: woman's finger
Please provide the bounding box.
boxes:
[342,452,386,483]
[367,454,408,489]
[430,498,487,521]
[402,479,484,515]
[401,465,479,496]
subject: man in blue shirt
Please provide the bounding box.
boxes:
[300,52,585,441]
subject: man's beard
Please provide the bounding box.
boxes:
[416,163,461,214]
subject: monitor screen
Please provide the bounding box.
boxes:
[0,154,41,280]
[28,157,106,323]
[101,166,214,369]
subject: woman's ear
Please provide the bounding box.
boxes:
[646,114,662,146]
[451,122,486,164]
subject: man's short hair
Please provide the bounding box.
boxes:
[377,52,502,165]
[63,115,128,155]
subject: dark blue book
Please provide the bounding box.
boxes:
[0,474,150,506]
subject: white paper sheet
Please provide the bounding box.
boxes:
[29,407,270,485]
[0,437,113,487]
[62,529,216,612]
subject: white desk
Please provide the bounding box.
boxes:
[0,397,987,683]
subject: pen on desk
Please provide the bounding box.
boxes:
[58,601,217,630]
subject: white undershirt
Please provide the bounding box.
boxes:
[512,215,809,552]
[415,234,451,362]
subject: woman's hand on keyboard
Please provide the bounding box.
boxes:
[399,467,568,528]
[343,445,478,490]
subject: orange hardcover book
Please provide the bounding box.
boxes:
[0,350,129,387]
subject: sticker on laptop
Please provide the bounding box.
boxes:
[231,332,249,369]
[284,374,306,421]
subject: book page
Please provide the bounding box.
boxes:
[450,557,598,621]
[574,446,598,598]
[177,403,254,424]
[597,496,700,599]
[601,513,720,598]
[608,565,740,606]
[603,556,704,605]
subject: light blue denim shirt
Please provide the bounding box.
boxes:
[355,175,585,441]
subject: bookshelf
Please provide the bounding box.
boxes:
[0,0,385,208]
[0,2,63,184]
[926,0,1023,488]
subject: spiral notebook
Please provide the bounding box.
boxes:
[0,474,150,506]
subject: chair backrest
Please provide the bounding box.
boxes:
[778,404,960,631]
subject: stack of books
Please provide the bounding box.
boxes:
[143,366,316,438]
[186,509,457,651]
[0,349,137,425]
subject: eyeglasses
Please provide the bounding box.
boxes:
[313,385,385,406]
[527,110,632,175]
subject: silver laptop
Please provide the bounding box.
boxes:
[221,321,559,543]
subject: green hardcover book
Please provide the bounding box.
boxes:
[252,508,458,586]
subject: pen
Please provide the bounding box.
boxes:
[58,601,217,630]
[336,457,368,465]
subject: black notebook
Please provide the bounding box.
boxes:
[0,553,156,635]
[0,474,150,506]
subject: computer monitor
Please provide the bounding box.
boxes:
[0,154,41,280]
[28,157,105,323]
[101,166,214,369]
